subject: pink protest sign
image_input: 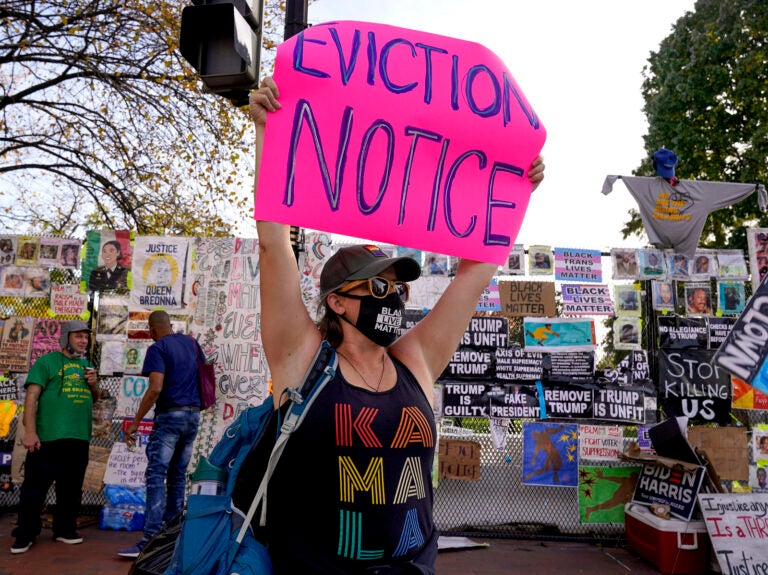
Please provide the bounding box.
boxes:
[255,21,546,265]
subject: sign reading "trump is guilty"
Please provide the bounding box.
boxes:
[255,21,547,265]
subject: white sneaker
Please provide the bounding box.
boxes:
[54,532,84,545]
[11,538,33,554]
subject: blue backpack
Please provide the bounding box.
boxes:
[162,342,338,575]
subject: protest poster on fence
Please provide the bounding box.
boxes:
[476,278,501,312]
[714,277,768,395]
[579,465,640,524]
[591,387,646,423]
[698,492,768,574]
[658,349,732,424]
[51,284,88,316]
[522,422,578,487]
[116,375,155,420]
[98,297,130,344]
[130,236,188,311]
[561,283,614,316]
[554,248,602,283]
[0,317,33,372]
[441,316,508,380]
[0,376,17,402]
[438,439,481,481]
[185,237,271,460]
[255,20,547,265]
[578,425,622,461]
[409,275,450,311]
[82,229,133,293]
[29,319,63,367]
[523,317,595,352]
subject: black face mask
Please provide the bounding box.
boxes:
[340,292,405,347]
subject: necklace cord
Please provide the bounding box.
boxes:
[337,350,386,392]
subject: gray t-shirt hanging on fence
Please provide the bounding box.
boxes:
[602,175,766,259]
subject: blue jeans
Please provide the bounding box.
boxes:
[142,409,200,542]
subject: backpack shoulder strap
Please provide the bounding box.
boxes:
[236,341,337,542]
[280,340,337,435]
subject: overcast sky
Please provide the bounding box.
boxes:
[305,0,698,251]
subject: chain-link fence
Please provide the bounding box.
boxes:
[1,252,764,544]
[434,407,767,542]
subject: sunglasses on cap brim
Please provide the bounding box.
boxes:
[337,276,410,303]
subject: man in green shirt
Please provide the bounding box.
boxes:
[11,320,100,554]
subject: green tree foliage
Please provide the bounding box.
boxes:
[622,0,768,250]
[0,0,285,237]
[607,0,767,366]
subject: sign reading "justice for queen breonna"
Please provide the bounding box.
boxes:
[255,20,547,265]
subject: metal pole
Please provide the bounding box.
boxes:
[284,0,308,40]
[284,0,308,261]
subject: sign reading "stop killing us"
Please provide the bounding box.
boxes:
[255,20,547,265]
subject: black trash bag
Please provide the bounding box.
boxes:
[128,511,184,575]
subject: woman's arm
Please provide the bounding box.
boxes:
[250,79,322,403]
[391,157,545,395]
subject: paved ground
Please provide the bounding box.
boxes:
[0,511,669,574]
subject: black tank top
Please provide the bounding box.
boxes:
[266,355,437,574]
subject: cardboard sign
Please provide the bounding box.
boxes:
[438,439,481,481]
[498,281,556,317]
[698,493,768,574]
[0,316,33,372]
[83,445,111,493]
[256,21,547,264]
[688,426,748,481]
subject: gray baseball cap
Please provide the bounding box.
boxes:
[59,320,91,349]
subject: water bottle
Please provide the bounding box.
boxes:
[190,456,226,495]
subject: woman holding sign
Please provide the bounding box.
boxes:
[250,77,544,574]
